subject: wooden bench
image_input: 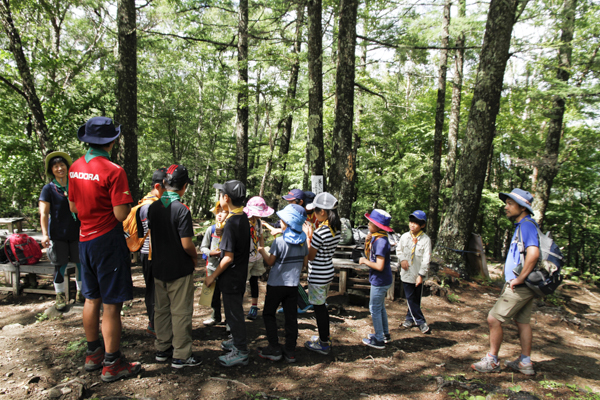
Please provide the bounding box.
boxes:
[0,262,76,301]
[332,258,398,300]
[0,217,25,234]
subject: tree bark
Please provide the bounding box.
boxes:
[444,0,466,188]
[0,0,52,155]
[114,0,139,201]
[328,0,358,218]
[235,0,249,185]
[427,0,451,245]
[532,0,577,230]
[306,0,325,190]
[432,0,528,276]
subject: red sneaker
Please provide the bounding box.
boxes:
[84,347,105,372]
[101,357,142,382]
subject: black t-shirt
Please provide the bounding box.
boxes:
[147,199,195,282]
[39,182,80,242]
[218,213,250,294]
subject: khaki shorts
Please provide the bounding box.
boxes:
[308,283,330,306]
[489,283,536,324]
[247,259,266,278]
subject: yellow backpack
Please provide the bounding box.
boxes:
[123,196,156,252]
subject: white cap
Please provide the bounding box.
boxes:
[312,192,338,210]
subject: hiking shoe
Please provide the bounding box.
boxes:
[155,347,173,362]
[277,307,284,314]
[471,355,501,373]
[221,336,234,351]
[172,354,203,369]
[146,325,156,337]
[84,346,105,372]
[101,357,141,382]
[362,336,385,349]
[419,323,430,334]
[258,345,282,361]
[247,306,259,320]
[402,320,415,329]
[298,304,313,314]
[218,346,249,367]
[282,348,296,363]
[305,336,331,355]
[203,317,216,326]
[55,292,67,311]
[505,358,535,375]
[75,291,85,304]
[368,333,391,344]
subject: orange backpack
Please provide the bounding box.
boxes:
[123,196,156,252]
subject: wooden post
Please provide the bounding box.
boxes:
[339,269,348,294]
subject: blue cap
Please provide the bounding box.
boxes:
[276,204,307,244]
[499,188,534,215]
[282,189,306,203]
[409,210,427,223]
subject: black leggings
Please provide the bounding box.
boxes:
[314,304,329,342]
[249,276,259,299]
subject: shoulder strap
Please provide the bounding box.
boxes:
[211,225,216,235]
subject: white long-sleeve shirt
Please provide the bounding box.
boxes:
[396,231,431,284]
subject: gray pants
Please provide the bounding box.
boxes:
[222,291,248,351]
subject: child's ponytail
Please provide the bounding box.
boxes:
[328,208,342,233]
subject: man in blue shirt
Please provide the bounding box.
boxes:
[471,188,539,376]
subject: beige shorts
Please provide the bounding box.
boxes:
[247,259,266,279]
[489,283,536,324]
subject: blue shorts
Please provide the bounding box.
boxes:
[79,224,133,304]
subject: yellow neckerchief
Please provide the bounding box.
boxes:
[321,219,337,238]
[410,230,424,262]
[249,218,260,252]
[364,232,387,259]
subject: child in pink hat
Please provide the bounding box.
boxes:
[243,196,274,319]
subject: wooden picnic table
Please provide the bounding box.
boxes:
[332,258,398,300]
[0,261,77,301]
[0,217,25,233]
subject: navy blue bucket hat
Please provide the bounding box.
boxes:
[499,188,535,215]
[78,117,121,145]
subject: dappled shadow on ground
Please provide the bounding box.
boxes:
[428,321,480,331]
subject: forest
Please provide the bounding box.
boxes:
[0,0,599,277]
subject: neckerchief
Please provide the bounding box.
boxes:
[410,230,424,262]
[225,206,244,223]
[249,218,261,254]
[321,219,337,238]
[53,178,77,221]
[84,147,111,163]
[364,232,387,260]
[160,191,181,208]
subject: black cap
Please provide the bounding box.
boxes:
[304,191,316,205]
[165,164,194,186]
[213,180,246,201]
[152,167,167,185]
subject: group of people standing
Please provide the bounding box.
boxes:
[38,115,541,383]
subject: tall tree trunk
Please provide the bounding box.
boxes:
[0,0,52,154]
[235,0,249,185]
[444,0,466,188]
[432,0,528,276]
[532,0,577,230]
[306,0,325,190]
[115,0,139,201]
[328,0,358,218]
[427,0,451,245]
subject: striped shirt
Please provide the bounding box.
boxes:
[308,225,341,284]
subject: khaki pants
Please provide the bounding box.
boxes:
[154,274,195,360]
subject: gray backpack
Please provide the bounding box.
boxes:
[339,218,354,245]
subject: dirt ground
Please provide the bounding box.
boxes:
[0,261,599,400]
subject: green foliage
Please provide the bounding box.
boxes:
[59,337,87,359]
[447,292,460,303]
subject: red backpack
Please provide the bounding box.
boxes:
[4,233,42,266]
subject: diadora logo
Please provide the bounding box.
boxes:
[70,171,100,181]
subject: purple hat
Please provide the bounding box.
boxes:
[282,189,306,203]
[244,196,274,218]
[77,117,121,145]
[365,209,393,232]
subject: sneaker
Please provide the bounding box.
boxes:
[247,306,259,320]
[362,336,385,349]
[505,358,535,375]
[203,317,216,326]
[221,336,234,351]
[304,336,331,355]
[218,346,249,367]
[258,345,282,361]
[75,291,85,304]
[282,348,296,363]
[402,320,415,329]
[368,333,391,344]
[298,304,314,314]
[277,307,284,314]
[172,354,203,369]
[419,323,430,334]
[101,357,142,382]
[226,324,231,332]
[146,325,156,337]
[155,347,174,362]
[84,346,105,372]
[471,355,501,373]
[55,292,67,311]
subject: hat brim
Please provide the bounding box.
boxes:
[499,192,534,216]
[77,123,121,145]
[409,213,427,223]
[45,151,73,180]
[281,194,297,201]
[365,213,394,232]
[244,206,274,218]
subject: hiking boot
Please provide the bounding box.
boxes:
[402,320,415,329]
[146,325,156,337]
[282,348,296,363]
[221,336,234,351]
[75,291,85,304]
[471,355,501,373]
[362,336,385,349]
[247,306,259,320]
[172,354,203,369]
[218,346,249,367]
[155,347,173,362]
[368,333,391,344]
[258,345,282,361]
[304,335,331,355]
[84,346,105,372]
[101,357,142,382]
[419,322,430,334]
[55,292,67,311]
[505,358,535,375]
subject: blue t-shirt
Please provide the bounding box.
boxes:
[504,216,539,282]
[39,182,80,242]
[267,236,308,287]
[368,235,392,287]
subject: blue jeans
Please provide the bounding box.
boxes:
[369,284,391,342]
